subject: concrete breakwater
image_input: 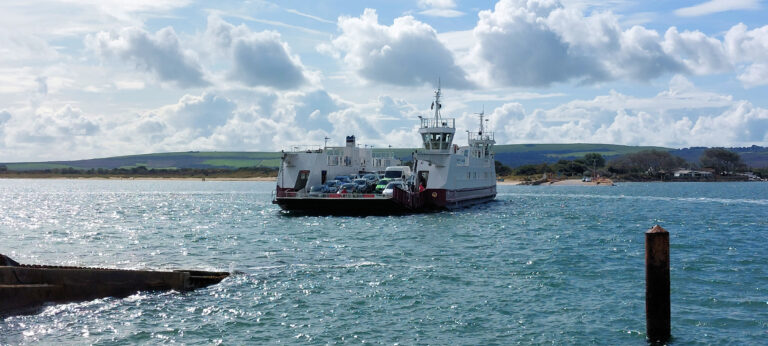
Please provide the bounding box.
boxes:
[0,254,228,316]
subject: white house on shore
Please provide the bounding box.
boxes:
[673,170,714,178]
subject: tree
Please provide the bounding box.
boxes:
[515,163,550,176]
[584,153,606,168]
[608,150,687,175]
[700,148,742,175]
[495,160,512,176]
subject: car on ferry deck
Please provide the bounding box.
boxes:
[363,173,379,183]
[336,183,357,195]
[382,181,405,197]
[353,179,369,192]
[323,180,342,193]
[308,185,324,196]
[375,178,391,194]
[334,176,352,184]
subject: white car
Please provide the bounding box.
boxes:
[382,181,405,197]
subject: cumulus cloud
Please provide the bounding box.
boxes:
[485,76,768,147]
[662,27,731,75]
[115,90,343,153]
[724,23,768,88]
[418,0,464,18]
[0,110,10,144]
[111,91,275,152]
[328,9,474,89]
[13,105,100,146]
[0,110,10,124]
[284,90,342,132]
[471,0,690,86]
[86,27,209,88]
[152,92,236,137]
[205,16,308,89]
[465,0,768,88]
[674,0,760,17]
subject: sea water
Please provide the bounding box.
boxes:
[0,179,766,344]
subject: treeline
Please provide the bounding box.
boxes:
[0,165,278,178]
[497,152,609,177]
[496,148,767,181]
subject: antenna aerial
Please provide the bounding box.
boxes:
[432,78,442,122]
[475,105,485,135]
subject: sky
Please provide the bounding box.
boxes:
[1,0,768,162]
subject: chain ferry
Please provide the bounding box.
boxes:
[272,86,496,214]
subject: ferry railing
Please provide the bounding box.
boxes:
[468,131,494,142]
[283,145,324,153]
[372,151,397,158]
[420,118,455,129]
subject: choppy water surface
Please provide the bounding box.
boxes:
[1,180,766,344]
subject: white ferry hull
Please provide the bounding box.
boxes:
[423,185,497,209]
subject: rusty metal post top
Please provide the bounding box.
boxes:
[647,225,668,234]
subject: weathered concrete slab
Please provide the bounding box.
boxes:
[0,254,229,316]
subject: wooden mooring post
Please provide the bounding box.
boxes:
[645,225,670,343]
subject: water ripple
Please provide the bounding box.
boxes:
[1,180,766,344]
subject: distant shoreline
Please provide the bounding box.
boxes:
[0,176,277,181]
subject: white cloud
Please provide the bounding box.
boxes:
[662,27,731,75]
[205,16,309,89]
[114,79,146,90]
[471,0,692,87]
[230,33,307,89]
[284,9,335,24]
[329,9,474,89]
[8,105,100,155]
[724,23,768,87]
[0,110,10,125]
[419,9,465,18]
[0,31,61,67]
[418,0,464,17]
[0,110,10,146]
[110,91,276,152]
[674,0,760,17]
[154,93,236,136]
[86,27,209,88]
[419,0,457,7]
[0,1,190,39]
[284,90,343,131]
[485,76,768,147]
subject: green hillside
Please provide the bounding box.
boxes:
[2,144,767,171]
[1,151,282,171]
[492,143,670,167]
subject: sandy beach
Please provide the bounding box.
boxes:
[548,179,615,186]
[496,178,615,186]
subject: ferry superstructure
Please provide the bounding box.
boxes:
[272,86,496,214]
[274,136,400,197]
[411,87,496,209]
